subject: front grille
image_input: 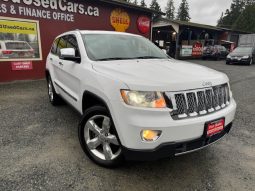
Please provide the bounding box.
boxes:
[165,84,230,119]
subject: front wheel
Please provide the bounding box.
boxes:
[47,76,62,105]
[249,58,253,65]
[215,55,220,61]
[78,106,123,167]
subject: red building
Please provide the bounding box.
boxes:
[0,0,157,82]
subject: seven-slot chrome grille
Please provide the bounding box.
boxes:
[165,84,230,120]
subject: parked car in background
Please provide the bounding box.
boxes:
[202,45,229,60]
[226,46,255,65]
[0,40,35,59]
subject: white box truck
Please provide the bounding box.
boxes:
[239,34,255,47]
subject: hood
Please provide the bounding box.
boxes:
[92,59,229,91]
[229,52,252,57]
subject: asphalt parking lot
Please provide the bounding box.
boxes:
[0,60,255,191]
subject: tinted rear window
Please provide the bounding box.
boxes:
[233,47,253,54]
[5,42,31,50]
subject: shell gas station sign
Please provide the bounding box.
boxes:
[110,8,130,32]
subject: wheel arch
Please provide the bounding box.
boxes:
[82,91,110,114]
[45,70,50,81]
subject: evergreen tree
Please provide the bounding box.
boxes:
[177,0,190,21]
[150,0,161,12]
[232,4,255,32]
[140,0,147,7]
[165,0,175,20]
[217,0,245,27]
[133,0,138,5]
[217,12,224,26]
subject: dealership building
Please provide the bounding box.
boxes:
[0,0,158,82]
[152,17,248,59]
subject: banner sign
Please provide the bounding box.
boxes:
[192,42,203,57]
[0,17,42,62]
[110,8,130,32]
[11,61,33,70]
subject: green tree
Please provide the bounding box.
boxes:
[245,0,255,5]
[217,12,224,26]
[177,0,190,21]
[121,0,131,3]
[165,0,175,20]
[232,4,255,32]
[150,0,161,12]
[217,0,245,27]
[133,0,138,5]
[140,0,147,7]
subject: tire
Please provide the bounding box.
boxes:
[47,76,62,106]
[78,106,124,168]
[226,61,230,65]
[249,58,253,65]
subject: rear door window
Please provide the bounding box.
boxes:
[5,42,31,50]
[56,37,67,57]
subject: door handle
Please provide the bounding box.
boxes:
[50,58,53,61]
[59,62,63,66]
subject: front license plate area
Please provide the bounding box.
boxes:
[206,118,225,137]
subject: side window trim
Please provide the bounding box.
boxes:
[56,36,68,57]
[66,34,81,58]
[51,38,60,55]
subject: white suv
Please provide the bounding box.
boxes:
[46,30,236,167]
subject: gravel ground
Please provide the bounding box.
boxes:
[0,60,254,191]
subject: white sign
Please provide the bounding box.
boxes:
[181,45,192,57]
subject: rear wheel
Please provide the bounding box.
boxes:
[47,76,62,105]
[78,106,123,167]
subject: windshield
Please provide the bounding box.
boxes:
[232,47,253,54]
[82,34,169,61]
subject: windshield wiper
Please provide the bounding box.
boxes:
[96,57,134,61]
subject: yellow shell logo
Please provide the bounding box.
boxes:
[110,8,130,32]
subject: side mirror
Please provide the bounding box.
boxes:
[60,48,80,63]
[162,49,167,54]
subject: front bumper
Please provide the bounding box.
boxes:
[110,98,236,151]
[122,122,232,161]
[203,53,217,58]
[226,58,251,64]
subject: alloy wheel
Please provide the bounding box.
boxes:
[84,115,121,161]
[48,80,54,102]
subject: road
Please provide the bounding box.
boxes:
[0,60,254,191]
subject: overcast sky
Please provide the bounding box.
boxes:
[144,0,232,26]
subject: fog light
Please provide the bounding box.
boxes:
[141,130,162,142]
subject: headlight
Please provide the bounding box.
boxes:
[227,55,231,59]
[242,55,249,59]
[121,90,166,108]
